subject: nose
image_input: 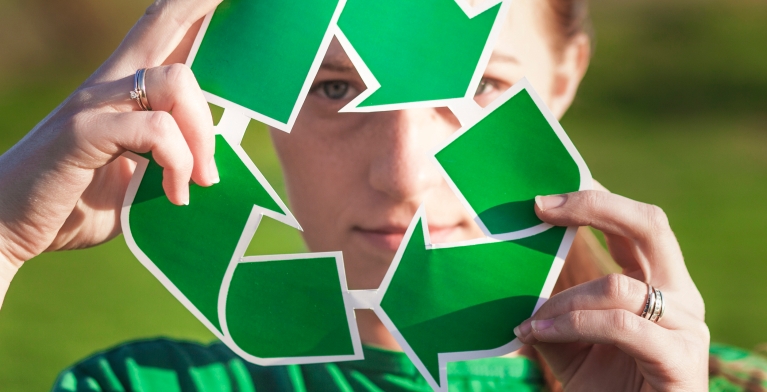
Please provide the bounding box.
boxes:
[368,108,460,203]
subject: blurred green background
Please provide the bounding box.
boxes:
[0,0,765,390]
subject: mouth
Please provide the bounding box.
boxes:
[353,223,460,252]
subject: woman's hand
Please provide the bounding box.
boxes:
[514,189,709,391]
[0,0,222,273]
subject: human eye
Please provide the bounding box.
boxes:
[313,80,358,101]
[473,77,508,107]
[474,77,502,97]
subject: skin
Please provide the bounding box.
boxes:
[271,0,591,349]
[0,0,709,390]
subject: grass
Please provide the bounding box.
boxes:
[0,0,765,390]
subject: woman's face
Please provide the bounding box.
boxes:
[270,0,589,289]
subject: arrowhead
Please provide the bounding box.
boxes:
[189,0,343,130]
[125,135,294,332]
[338,0,504,109]
[434,81,590,237]
[379,209,567,389]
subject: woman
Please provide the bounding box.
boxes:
[0,0,748,390]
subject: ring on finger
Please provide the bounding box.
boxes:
[130,68,152,111]
[640,284,665,323]
[653,289,665,323]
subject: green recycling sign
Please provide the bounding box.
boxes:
[121,1,592,391]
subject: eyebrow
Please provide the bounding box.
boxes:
[489,53,519,64]
[319,61,356,73]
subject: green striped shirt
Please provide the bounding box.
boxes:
[52,338,767,391]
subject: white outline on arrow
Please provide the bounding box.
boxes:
[130,1,598,390]
[185,0,512,132]
[122,110,365,365]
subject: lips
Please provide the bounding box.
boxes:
[353,223,459,252]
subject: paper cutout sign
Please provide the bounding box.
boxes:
[122,116,363,364]
[335,0,504,111]
[122,1,592,391]
[369,80,590,389]
[187,0,510,131]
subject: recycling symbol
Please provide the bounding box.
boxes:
[121,1,592,391]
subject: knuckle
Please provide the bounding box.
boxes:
[168,138,194,171]
[613,310,640,334]
[145,0,171,19]
[60,114,90,148]
[643,204,671,233]
[580,190,603,213]
[602,273,631,302]
[695,322,711,343]
[144,1,189,29]
[69,87,97,107]
[176,151,194,174]
[164,63,195,89]
[567,311,585,334]
[67,112,92,133]
[144,1,163,16]
[163,145,193,175]
[147,111,176,134]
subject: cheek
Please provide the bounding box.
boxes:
[271,129,348,204]
[522,61,555,103]
[269,120,370,230]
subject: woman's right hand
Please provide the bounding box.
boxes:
[0,0,223,282]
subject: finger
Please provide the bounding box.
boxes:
[524,274,647,325]
[87,111,194,206]
[529,309,676,366]
[80,65,217,186]
[534,190,686,284]
[514,274,687,338]
[568,180,648,277]
[163,17,206,66]
[144,65,217,186]
[89,0,223,82]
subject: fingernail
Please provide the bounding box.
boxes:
[535,195,567,212]
[181,186,190,206]
[515,319,532,338]
[209,158,220,184]
[531,318,555,332]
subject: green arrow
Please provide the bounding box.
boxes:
[376,208,571,391]
[188,0,344,130]
[220,252,359,363]
[371,81,592,391]
[337,0,508,109]
[434,80,591,238]
[123,130,360,363]
[125,134,288,332]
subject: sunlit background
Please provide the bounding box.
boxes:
[1,0,766,390]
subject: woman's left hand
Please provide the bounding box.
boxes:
[514,189,709,391]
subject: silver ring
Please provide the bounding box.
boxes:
[652,289,665,323]
[640,284,653,319]
[640,285,665,323]
[130,68,152,111]
[641,285,657,321]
